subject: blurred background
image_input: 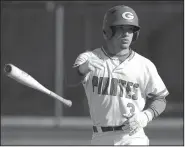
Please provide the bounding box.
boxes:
[1,0,184,146]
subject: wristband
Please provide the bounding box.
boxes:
[143,110,153,122]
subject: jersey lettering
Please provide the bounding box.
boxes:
[98,77,103,94]
[92,76,98,92]
[110,78,119,96]
[132,83,139,100]
[119,79,126,97]
[102,77,109,95]
[92,76,139,100]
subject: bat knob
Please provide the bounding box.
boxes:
[67,101,72,107]
[4,64,12,74]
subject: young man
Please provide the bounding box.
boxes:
[73,5,169,145]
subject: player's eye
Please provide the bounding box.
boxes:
[115,26,134,33]
[122,27,134,32]
[129,27,134,31]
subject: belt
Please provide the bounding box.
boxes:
[93,124,126,133]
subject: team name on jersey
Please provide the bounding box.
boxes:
[92,76,139,100]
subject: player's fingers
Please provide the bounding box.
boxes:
[89,63,103,71]
[90,57,104,63]
[90,57,104,64]
[121,125,130,133]
[124,121,138,129]
[91,63,104,70]
[129,127,140,136]
[122,124,129,130]
[122,117,132,126]
[122,119,130,126]
[122,124,138,135]
[123,121,129,126]
[88,64,95,71]
[129,130,136,136]
[89,60,104,70]
[90,56,103,60]
[124,121,135,127]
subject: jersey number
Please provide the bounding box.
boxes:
[127,103,135,115]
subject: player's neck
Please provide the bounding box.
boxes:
[116,48,130,57]
[103,45,130,57]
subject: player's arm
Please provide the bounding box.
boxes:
[143,61,169,122]
[123,97,167,136]
[76,61,92,76]
[144,95,167,121]
[123,61,169,135]
[73,51,104,79]
[130,93,168,128]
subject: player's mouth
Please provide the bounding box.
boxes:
[121,38,130,43]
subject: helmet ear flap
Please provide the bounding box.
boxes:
[132,31,140,42]
[103,27,113,40]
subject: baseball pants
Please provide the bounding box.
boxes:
[91,128,149,145]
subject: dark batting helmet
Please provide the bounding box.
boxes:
[103,5,140,41]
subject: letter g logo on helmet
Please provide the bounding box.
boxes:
[122,12,134,20]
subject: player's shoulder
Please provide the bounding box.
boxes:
[134,51,156,68]
[87,47,105,60]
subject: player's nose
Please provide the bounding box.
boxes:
[123,31,130,36]
[120,31,130,38]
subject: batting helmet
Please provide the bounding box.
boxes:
[103,5,140,41]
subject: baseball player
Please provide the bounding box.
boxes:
[73,5,169,145]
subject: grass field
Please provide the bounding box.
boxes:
[1,118,184,146]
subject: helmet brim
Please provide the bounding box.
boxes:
[110,23,140,32]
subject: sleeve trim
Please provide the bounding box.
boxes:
[148,89,169,99]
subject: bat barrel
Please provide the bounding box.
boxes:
[4,63,72,107]
[4,64,12,74]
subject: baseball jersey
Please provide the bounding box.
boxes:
[74,47,169,126]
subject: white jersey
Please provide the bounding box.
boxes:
[74,47,169,126]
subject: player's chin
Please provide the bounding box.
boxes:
[120,43,130,49]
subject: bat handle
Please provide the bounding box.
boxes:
[49,91,72,107]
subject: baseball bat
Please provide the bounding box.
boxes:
[4,63,72,107]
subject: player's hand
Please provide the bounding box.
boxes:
[73,52,104,75]
[77,57,104,75]
[122,111,149,136]
[87,57,104,71]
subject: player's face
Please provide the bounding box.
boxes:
[111,25,134,49]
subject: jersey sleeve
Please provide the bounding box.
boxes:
[145,61,169,99]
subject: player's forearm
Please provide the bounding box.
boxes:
[144,97,167,121]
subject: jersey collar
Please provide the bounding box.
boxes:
[101,46,135,62]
